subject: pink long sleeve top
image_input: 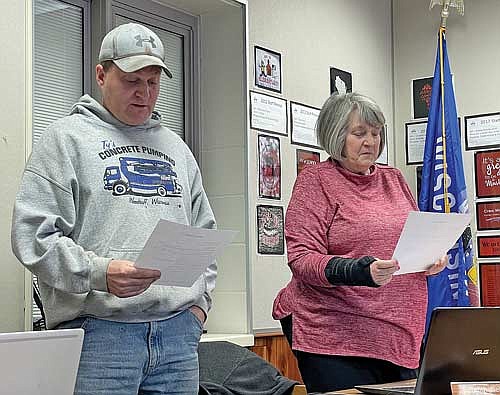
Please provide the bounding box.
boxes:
[273,159,428,369]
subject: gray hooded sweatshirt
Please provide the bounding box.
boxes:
[11,95,217,329]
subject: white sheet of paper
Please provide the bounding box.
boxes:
[392,211,471,275]
[135,220,238,287]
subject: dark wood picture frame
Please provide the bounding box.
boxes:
[257,205,285,255]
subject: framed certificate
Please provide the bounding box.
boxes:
[476,201,500,231]
[465,112,500,150]
[479,262,500,307]
[250,91,287,136]
[477,235,500,258]
[405,121,427,165]
[290,101,321,149]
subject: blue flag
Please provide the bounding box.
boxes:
[418,30,477,330]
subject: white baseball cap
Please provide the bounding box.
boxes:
[99,23,172,78]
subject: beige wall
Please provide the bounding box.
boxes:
[248,0,393,330]
[0,1,29,331]
[199,3,250,334]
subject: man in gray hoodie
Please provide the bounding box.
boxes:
[12,23,216,394]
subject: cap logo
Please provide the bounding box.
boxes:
[134,34,157,49]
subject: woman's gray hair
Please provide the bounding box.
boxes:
[316,92,386,161]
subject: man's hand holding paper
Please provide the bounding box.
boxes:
[134,219,237,287]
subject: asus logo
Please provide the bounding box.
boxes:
[472,349,490,355]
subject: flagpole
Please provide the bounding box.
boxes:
[439,26,450,213]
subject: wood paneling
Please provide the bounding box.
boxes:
[250,332,303,383]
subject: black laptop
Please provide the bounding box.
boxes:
[355,307,500,395]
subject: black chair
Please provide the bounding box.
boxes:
[198,341,298,395]
[32,278,46,331]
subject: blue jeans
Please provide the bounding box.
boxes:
[57,310,203,395]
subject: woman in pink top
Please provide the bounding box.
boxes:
[272,92,447,393]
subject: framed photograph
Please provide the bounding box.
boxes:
[258,134,281,200]
[474,149,500,198]
[479,262,500,306]
[254,46,282,93]
[290,101,321,148]
[257,205,285,255]
[477,235,500,258]
[476,201,500,231]
[411,76,433,119]
[296,149,320,175]
[465,112,500,151]
[250,90,287,136]
[405,121,427,165]
[330,67,352,94]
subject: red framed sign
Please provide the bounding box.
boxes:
[479,262,500,306]
[474,149,500,198]
[477,235,500,258]
[296,149,320,175]
[476,201,500,231]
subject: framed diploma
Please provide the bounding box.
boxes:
[250,91,287,136]
[465,112,500,150]
[256,205,284,255]
[290,101,321,149]
[479,262,500,307]
[258,134,281,200]
[254,46,282,93]
[477,235,500,258]
[474,149,500,198]
[476,201,500,231]
[405,121,427,165]
[296,149,320,175]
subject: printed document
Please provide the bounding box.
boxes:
[135,220,238,286]
[393,211,471,275]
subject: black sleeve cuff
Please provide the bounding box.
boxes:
[324,256,379,287]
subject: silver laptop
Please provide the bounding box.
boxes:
[355,307,500,395]
[0,328,84,395]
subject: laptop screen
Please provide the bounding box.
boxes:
[357,307,500,395]
[416,307,500,394]
[0,328,83,395]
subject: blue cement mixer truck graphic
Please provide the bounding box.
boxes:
[103,157,182,197]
